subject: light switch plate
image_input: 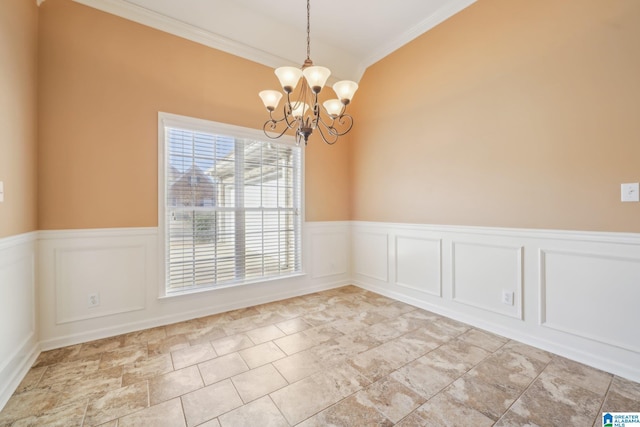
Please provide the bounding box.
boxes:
[0,181,4,203]
[621,183,639,202]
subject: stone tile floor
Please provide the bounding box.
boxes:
[1,285,639,426]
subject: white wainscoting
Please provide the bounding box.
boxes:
[0,232,38,410]
[37,222,351,350]
[351,221,640,382]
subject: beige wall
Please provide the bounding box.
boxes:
[37,0,349,230]
[350,0,640,232]
[0,0,38,238]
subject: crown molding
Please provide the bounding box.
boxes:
[360,0,477,69]
[72,0,295,72]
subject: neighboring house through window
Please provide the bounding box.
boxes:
[159,113,302,295]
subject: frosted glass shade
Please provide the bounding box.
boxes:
[302,66,331,92]
[275,67,302,93]
[259,90,283,111]
[333,80,358,103]
[291,102,309,118]
[323,99,343,117]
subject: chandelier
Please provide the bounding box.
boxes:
[258,0,358,145]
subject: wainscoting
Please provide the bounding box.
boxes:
[351,221,640,383]
[36,222,351,350]
[2,220,640,409]
[0,232,38,410]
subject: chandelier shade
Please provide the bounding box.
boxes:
[259,0,357,145]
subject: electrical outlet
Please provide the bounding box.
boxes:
[88,293,100,308]
[501,290,514,306]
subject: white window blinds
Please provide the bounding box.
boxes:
[163,120,302,294]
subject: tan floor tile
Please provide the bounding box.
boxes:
[171,342,217,370]
[272,349,322,383]
[420,339,490,378]
[211,334,253,356]
[273,330,319,355]
[182,379,243,427]
[274,317,312,335]
[56,366,124,405]
[349,340,421,383]
[149,365,203,405]
[245,324,286,344]
[11,399,88,427]
[166,319,202,337]
[198,419,221,427]
[610,375,640,400]
[468,348,547,393]
[218,396,288,427]
[301,310,338,326]
[358,377,425,423]
[38,356,101,388]
[198,352,249,385]
[297,393,393,427]
[77,336,126,359]
[412,392,495,427]
[99,343,147,370]
[543,356,612,396]
[391,357,456,399]
[14,366,47,394]
[458,328,509,352]
[231,364,288,403]
[118,398,186,427]
[495,373,603,427]
[147,335,190,356]
[186,326,227,346]
[270,362,369,425]
[84,381,149,426]
[239,342,286,369]
[444,375,520,421]
[363,321,406,342]
[32,345,82,368]
[124,327,167,346]
[500,340,554,364]
[122,354,173,386]
[0,388,60,425]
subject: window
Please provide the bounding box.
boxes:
[159,113,302,295]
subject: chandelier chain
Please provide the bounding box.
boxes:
[306,0,311,61]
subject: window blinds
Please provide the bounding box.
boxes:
[165,127,302,294]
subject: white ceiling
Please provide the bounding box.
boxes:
[72,0,476,82]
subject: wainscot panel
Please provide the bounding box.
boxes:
[351,221,640,383]
[0,233,39,410]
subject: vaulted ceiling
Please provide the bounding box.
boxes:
[72,0,476,82]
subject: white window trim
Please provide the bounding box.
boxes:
[157,112,305,298]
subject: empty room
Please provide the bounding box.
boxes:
[1,0,639,425]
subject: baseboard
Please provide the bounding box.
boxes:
[0,335,39,411]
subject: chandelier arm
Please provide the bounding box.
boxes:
[316,110,354,137]
[263,119,291,140]
[314,120,339,145]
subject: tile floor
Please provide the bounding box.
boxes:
[1,286,639,426]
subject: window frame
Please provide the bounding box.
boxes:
[157,112,305,298]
